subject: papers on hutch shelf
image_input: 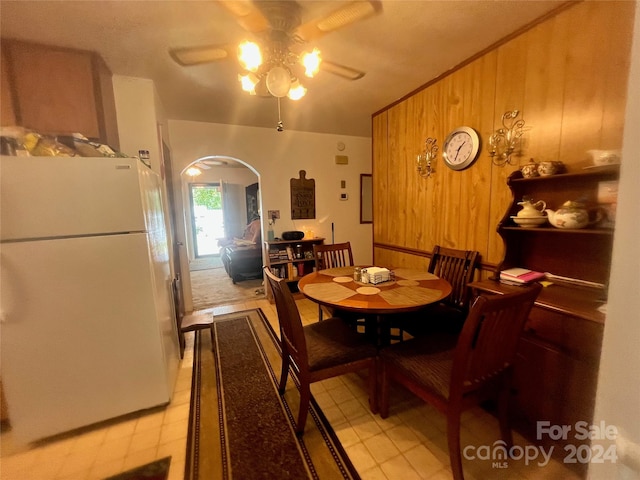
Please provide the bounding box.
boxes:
[499,268,546,285]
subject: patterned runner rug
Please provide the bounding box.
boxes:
[105,457,170,480]
[185,309,359,479]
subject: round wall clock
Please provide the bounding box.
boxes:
[442,126,481,171]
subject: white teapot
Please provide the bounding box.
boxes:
[546,201,602,229]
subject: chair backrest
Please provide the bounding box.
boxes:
[450,283,542,399]
[428,245,479,309]
[263,267,309,372]
[313,242,354,271]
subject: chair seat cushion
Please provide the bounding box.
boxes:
[381,333,457,400]
[304,318,377,371]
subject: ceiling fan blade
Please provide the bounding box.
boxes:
[169,44,231,66]
[295,1,382,42]
[195,162,212,170]
[218,0,270,33]
[322,60,365,81]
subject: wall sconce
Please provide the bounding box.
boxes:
[417,137,438,178]
[488,110,527,166]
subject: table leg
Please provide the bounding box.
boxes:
[376,315,391,348]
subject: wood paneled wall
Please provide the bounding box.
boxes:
[372,1,634,274]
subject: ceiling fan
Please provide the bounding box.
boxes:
[169,1,382,99]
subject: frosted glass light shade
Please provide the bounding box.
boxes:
[288,81,306,100]
[301,48,321,77]
[266,66,292,98]
[238,41,262,72]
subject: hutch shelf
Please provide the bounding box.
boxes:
[497,164,619,287]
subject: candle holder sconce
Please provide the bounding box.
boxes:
[417,137,438,178]
[488,110,528,166]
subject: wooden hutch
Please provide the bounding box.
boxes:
[471,165,618,457]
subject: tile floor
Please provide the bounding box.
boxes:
[0,297,582,480]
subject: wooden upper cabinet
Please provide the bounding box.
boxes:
[1,39,119,149]
[1,47,16,126]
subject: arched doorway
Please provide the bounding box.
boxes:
[179,156,264,311]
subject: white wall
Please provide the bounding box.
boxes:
[112,76,163,168]
[168,119,372,311]
[112,75,182,293]
[590,3,640,478]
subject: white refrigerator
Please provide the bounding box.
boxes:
[0,155,180,444]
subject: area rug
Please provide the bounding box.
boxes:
[185,309,359,480]
[189,255,223,272]
[190,267,264,310]
[105,457,170,480]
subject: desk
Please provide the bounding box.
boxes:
[298,267,452,345]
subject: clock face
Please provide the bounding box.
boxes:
[442,127,480,171]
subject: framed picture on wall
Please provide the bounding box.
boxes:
[290,170,316,219]
[245,182,259,221]
[360,174,372,223]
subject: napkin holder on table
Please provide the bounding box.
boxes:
[363,267,390,284]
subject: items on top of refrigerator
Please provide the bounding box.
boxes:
[0,126,127,158]
[59,132,127,158]
[1,126,75,156]
[25,132,77,157]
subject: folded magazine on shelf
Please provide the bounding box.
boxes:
[499,267,546,285]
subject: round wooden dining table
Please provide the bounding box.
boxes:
[297,266,452,345]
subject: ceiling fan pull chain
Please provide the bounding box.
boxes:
[277,97,284,132]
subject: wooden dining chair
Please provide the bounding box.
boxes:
[264,266,378,435]
[313,241,354,271]
[312,242,355,321]
[429,246,479,312]
[172,275,213,358]
[398,246,480,337]
[380,283,542,480]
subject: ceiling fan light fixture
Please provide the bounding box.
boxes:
[301,48,322,78]
[266,65,292,97]
[201,159,228,167]
[238,41,262,71]
[186,167,202,177]
[288,80,306,100]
